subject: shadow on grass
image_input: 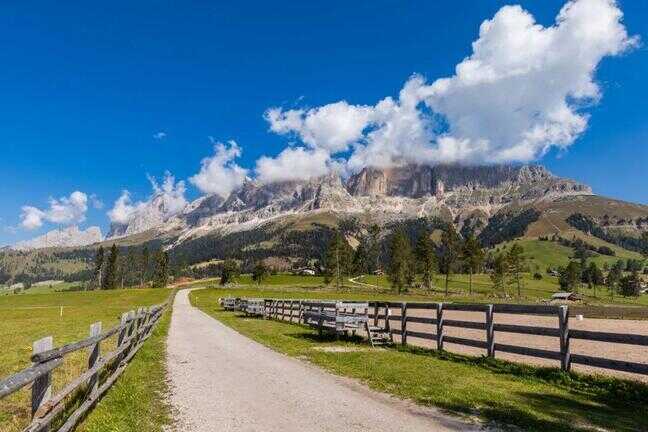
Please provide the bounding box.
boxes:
[397,344,648,408]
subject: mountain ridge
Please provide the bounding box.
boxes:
[105,163,594,247]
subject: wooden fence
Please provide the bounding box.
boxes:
[261,299,648,376]
[0,301,167,432]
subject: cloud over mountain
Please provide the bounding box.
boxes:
[190,140,248,198]
[108,172,187,225]
[259,0,637,177]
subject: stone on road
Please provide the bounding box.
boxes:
[167,289,483,431]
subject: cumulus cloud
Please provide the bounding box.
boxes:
[153,131,167,140]
[255,147,331,184]
[107,191,142,225]
[265,101,374,153]
[190,140,248,198]
[20,191,89,230]
[107,172,187,225]
[261,0,637,175]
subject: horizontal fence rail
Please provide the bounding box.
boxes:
[236,298,648,377]
[0,301,168,432]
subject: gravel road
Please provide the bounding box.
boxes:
[167,289,483,432]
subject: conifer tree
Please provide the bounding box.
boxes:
[490,252,507,294]
[415,230,436,291]
[93,246,105,289]
[252,261,269,285]
[140,246,150,287]
[506,244,526,297]
[462,234,484,295]
[153,249,169,288]
[102,244,119,290]
[438,225,460,296]
[388,229,414,294]
[220,259,239,286]
[325,231,352,290]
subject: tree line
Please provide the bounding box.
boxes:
[92,244,170,289]
[322,223,647,298]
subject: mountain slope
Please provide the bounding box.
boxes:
[13,226,103,251]
[108,163,597,248]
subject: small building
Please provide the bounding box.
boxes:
[551,292,583,301]
[293,268,316,276]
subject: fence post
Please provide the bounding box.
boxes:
[373,302,379,327]
[298,301,303,324]
[117,312,129,362]
[559,305,571,372]
[290,300,295,322]
[31,336,53,423]
[87,322,101,399]
[384,303,391,333]
[486,305,495,357]
[436,303,444,351]
[143,307,152,338]
[318,303,324,337]
[401,302,408,346]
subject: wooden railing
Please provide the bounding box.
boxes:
[259,299,648,376]
[0,301,167,432]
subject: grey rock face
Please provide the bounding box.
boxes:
[14,226,103,250]
[111,164,592,243]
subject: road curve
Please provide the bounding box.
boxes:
[166,289,483,432]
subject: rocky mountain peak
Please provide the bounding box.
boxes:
[13,225,103,250]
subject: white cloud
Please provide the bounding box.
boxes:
[189,140,248,198]
[265,101,373,153]
[255,147,331,184]
[108,172,187,225]
[149,172,188,216]
[107,191,142,225]
[153,131,167,140]
[263,0,637,173]
[20,191,89,230]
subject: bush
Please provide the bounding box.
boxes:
[533,272,543,280]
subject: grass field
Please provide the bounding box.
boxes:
[0,281,86,296]
[190,287,648,432]
[0,288,171,432]
[355,272,648,307]
[500,238,643,271]
[76,308,173,432]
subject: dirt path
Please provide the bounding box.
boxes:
[166,289,483,432]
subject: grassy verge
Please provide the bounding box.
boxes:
[0,288,170,432]
[76,306,173,432]
[190,287,648,432]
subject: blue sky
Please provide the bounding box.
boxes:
[1,0,646,245]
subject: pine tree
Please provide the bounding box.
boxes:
[325,231,352,290]
[438,225,460,296]
[559,261,581,293]
[153,249,169,288]
[352,239,371,275]
[140,246,150,287]
[490,252,507,294]
[462,234,484,295]
[388,229,414,294]
[102,244,119,290]
[252,261,269,285]
[585,261,604,297]
[93,246,105,289]
[506,244,526,297]
[125,249,137,287]
[415,230,436,291]
[220,259,239,286]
